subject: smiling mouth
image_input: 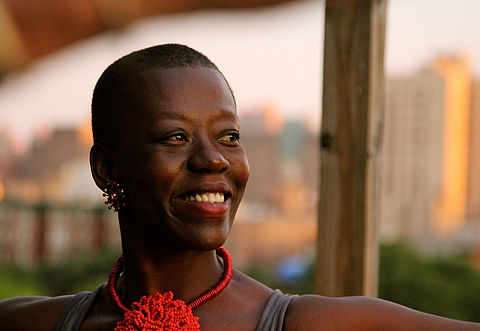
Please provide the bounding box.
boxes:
[181,192,229,203]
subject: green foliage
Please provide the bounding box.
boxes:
[0,266,44,299]
[0,247,120,300]
[35,247,121,296]
[379,241,480,322]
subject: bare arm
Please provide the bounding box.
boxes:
[0,296,70,331]
[286,295,480,330]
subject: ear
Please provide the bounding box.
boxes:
[90,143,114,191]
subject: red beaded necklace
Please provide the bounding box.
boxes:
[108,247,232,330]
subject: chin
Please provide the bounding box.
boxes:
[181,224,231,251]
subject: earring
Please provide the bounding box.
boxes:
[103,180,126,212]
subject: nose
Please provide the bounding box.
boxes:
[187,138,229,173]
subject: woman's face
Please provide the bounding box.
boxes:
[114,66,249,250]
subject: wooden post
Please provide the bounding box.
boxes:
[316,0,386,297]
[33,201,48,265]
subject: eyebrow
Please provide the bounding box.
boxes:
[156,110,189,121]
[156,109,238,122]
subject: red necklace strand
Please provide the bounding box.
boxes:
[108,247,232,330]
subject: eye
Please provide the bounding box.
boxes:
[162,132,189,144]
[169,134,188,141]
[217,131,240,145]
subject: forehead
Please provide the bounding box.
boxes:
[130,66,236,121]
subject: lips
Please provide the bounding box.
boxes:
[174,183,232,217]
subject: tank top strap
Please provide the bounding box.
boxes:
[255,289,298,331]
[54,283,104,331]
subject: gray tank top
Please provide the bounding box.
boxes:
[54,286,296,331]
[255,289,297,331]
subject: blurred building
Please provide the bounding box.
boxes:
[240,108,283,212]
[467,79,480,222]
[431,56,471,237]
[381,55,478,245]
[3,125,97,203]
[229,106,319,268]
[380,68,444,241]
[239,106,318,220]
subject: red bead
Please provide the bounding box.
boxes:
[108,247,232,330]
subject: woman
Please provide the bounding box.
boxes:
[0,44,478,330]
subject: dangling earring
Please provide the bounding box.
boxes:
[103,180,126,212]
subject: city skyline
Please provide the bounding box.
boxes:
[381,55,480,247]
[0,0,480,150]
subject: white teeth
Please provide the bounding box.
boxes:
[208,193,215,202]
[185,192,225,203]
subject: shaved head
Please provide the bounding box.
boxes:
[91,44,234,148]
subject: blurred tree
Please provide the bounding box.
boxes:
[0,266,44,298]
[379,241,480,322]
[35,247,120,296]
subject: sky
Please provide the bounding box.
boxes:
[386,0,480,75]
[0,0,479,150]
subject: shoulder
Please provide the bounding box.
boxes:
[227,269,274,309]
[0,295,72,331]
[198,269,272,329]
[284,294,480,331]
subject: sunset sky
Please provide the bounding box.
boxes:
[0,0,479,150]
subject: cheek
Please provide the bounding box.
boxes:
[232,153,250,194]
[122,152,184,200]
[141,155,184,189]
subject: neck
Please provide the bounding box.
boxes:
[116,216,225,307]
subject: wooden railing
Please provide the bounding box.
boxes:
[0,200,119,267]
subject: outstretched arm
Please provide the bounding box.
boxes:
[0,295,70,331]
[286,295,480,330]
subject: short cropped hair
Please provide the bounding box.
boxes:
[91,43,234,148]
